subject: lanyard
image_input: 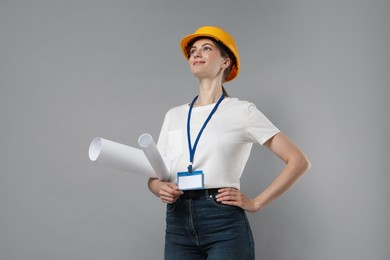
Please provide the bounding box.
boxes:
[187,93,224,173]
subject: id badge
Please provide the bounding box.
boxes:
[177,170,204,190]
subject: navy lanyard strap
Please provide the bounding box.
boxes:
[187,93,225,173]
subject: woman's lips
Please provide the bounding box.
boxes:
[193,60,205,65]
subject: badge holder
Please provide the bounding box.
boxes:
[177,170,204,190]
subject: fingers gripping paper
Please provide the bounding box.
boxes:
[88,135,169,180]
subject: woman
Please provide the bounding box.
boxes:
[148,26,310,260]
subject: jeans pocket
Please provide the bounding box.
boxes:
[166,202,177,213]
[207,194,237,209]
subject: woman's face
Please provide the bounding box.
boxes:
[188,38,230,81]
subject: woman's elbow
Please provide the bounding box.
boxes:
[289,153,311,175]
[299,155,311,173]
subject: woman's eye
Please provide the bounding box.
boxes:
[189,45,212,57]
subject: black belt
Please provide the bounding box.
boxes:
[181,188,220,200]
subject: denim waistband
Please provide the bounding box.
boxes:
[181,188,220,200]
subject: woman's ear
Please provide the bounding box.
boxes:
[222,57,231,68]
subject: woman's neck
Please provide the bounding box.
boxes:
[195,78,224,107]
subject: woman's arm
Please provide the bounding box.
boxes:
[217,132,311,213]
[148,178,183,204]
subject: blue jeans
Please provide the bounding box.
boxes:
[164,190,255,260]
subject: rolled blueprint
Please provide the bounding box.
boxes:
[88,137,157,178]
[138,133,170,181]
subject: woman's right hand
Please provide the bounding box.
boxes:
[148,178,183,204]
[159,182,183,204]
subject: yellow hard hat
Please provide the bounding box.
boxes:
[181,26,240,82]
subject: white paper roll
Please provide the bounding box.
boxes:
[88,137,157,178]
[138,133,170,181]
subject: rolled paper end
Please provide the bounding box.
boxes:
[89,137,102,161]
[138,133,153,148]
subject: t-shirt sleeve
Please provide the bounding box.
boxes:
[246,103,280,145]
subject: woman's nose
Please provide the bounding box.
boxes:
[193,49,201,58]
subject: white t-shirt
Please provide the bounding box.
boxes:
[157,97,280,189]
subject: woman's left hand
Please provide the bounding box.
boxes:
[216,188,259,213]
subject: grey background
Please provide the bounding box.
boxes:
[1,0,389,259]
